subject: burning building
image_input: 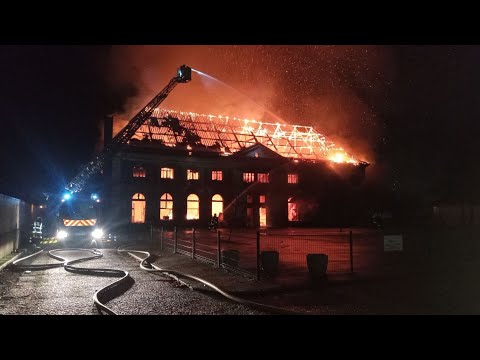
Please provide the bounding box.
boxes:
[105,109,369,229]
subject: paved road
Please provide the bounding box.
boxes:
[0,248,265,315]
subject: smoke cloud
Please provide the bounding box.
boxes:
[106,45,395,163]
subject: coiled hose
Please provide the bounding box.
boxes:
[12,248,132,315]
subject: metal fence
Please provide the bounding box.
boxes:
[118,225,472,283]
[134,226,384,282]
[151,226,219,267]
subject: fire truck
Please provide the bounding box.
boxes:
[55,65,192,245]
[55,190,106,245]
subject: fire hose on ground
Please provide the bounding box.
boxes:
[11,246,303,315]
[12,248,131,315]
[117,246,302,315]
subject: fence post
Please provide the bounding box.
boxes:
[256,230,260,281]
[174,226,178,254]
[349,230,353,273]
[216,230,221,268]
[150,224,153,248]
[160,226,163,251]
[192,228,196,259]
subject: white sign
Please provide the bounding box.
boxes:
[384,235,403,252]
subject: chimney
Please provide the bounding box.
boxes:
[104,115,113,149]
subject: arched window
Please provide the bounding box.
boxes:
[186,194,199,220]
[212,194,223,217]
[131,193,146,223]
[160,193,173,220]
[288,197,299,222]
[133,166,146,178]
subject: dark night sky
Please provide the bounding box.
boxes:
[0,45,479,205]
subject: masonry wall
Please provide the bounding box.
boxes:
[107,145,367,230]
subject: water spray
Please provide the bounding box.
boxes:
[191,68,286,125]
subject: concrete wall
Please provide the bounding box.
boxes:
[0,194,31,259]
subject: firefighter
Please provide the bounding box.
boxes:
[31,217,43,243]
[209,214,219,230]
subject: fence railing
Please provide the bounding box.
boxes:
[133,226,380,282]
[149,226,219,267]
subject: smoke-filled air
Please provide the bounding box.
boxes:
[107,45,395,164]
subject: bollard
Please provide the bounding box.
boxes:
[261,250,279,276]
[307,254,328,281]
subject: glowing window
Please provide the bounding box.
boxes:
[161,167,174,179]
[212,170,223,181]
[243,172,255,183]
[131,193,145,223]
[212,194,223,217]
[186,194,200,220]
[258,173,269,183]
[160,193,173,220]
[133,166,146,178]
[187,169,199,180]
[260,195,266,204]
[288,174,298,184]
[288,197,299,222]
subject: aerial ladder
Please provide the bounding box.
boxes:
[65,65,192,194]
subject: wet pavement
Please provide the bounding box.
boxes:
[0,248,265,315]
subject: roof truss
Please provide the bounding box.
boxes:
[131,109,358,163]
